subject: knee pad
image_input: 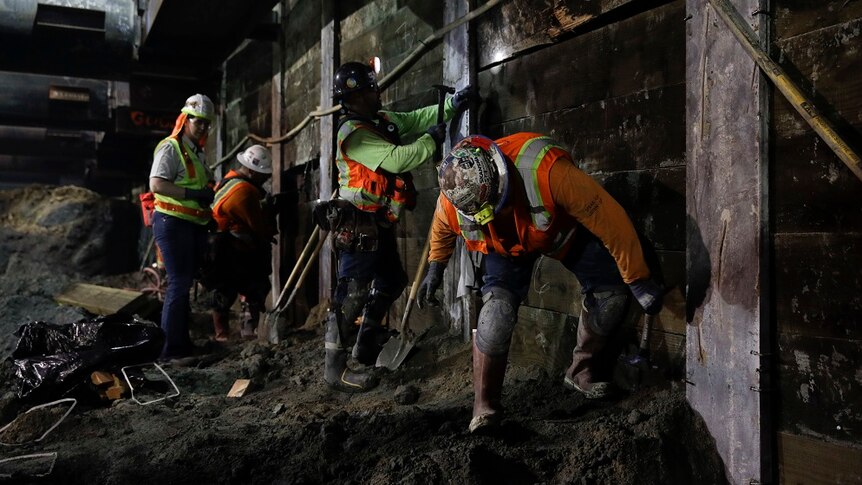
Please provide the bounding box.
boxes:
[363,286,397,322]
[475,286,521,356]
[335,278,372,325]
[583,286,630,336]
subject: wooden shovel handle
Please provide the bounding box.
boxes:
[400,228,434,333]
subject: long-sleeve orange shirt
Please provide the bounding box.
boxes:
[212,170,275,245]
[429,147,650,284]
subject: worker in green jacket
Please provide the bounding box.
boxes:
[317,59,477,392]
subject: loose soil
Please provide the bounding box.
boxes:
[0,186,727,484]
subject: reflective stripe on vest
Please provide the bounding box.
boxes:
[152,136,211,225]
[513,136,556,231]
[336,118,407,222]
[211,176,246,231]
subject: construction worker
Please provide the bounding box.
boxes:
[149,94,216,361]
[319,60,477,392]
[203,145,277,341]
[417,133,664,433]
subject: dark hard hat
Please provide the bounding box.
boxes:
[333,61,378,101]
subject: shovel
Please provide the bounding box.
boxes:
[375,230,433,370]
[621,313,655,389]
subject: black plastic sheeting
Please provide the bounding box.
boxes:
[10,314,164,402]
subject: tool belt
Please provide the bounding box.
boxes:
[313,199,379,252]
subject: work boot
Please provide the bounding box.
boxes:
[211,310,230,342]
[469,340,508,433]
[324,312,377,393]
[352,314,386,366]
[563,320,611,399]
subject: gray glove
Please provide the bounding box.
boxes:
[629,278,664,315]
[452,85,479,110]
[185,187,215,205]
[417,261,446,309]
[426,123,446,145]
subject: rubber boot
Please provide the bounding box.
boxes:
[324,311,377,393]
[211,310,230,342]
[469,340,508,433]
[352,314,385,366]
[563,320,611,399]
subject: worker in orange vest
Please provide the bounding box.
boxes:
[149,94,216,362]
[204,145,277,341]
[418,133,664,433]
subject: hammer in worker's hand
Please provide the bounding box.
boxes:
[432,84,455,159]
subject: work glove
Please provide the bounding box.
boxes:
[185,187,215,205]
[452,85,479,110]
[426,123,447,145]
[417,261,446,309]
[628,278,665,315]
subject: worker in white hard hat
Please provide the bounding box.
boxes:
[149,93,217,362]
[202,144,277,341]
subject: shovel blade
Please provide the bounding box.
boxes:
[375,334,415,370]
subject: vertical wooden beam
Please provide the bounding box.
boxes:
[269,1,285,314]
[685,0,771,482]
[443,0,479,340]
[318,0,338,303]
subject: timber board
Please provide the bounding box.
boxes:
[778,333,862,443]
[774,233,862,340]
[778,431,862,485]
[775,1,862,41]
[509,305,577,376]
[482,84,686,174]
[477,1,684,120]
[55,283,150,316]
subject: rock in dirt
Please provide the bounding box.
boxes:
[627,410,645,426]
[393,384,420,405]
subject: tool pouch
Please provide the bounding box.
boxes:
[312,199,379,252]
[139,192,156,227]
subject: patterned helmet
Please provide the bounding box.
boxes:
[438,135,509,225]
[237,145,273,174]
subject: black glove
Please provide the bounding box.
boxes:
[417,261,446,309]
[185,187,215,205]
[452,85,479,110]
[426,123,446,145]
[629,278,665,315]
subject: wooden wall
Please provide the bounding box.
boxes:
[475,0,688,371]
[772,1,862,482]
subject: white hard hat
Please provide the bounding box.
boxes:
[181,93,215,121]
[237,145,273,174]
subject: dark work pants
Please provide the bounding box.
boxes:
[153,212,207,358]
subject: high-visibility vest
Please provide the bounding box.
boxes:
[152,136,212,225]
[440,133,576,259]
[335,115,416,223]
[211,170,261,235]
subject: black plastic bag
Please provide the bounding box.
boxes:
[10,314,164,402]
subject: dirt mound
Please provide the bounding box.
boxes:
[0,186,139,359]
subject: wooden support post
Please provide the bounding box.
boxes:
[270,3,285,314]
[318,0,338,304]
[685,0,772,483]
[443,0,478,340]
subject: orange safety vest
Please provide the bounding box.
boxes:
[210,170,265,236]
[440,133,577,259]
[335,115,416,223]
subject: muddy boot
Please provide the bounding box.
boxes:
[211,310,230,342]
[469,340,508,433]
[324,311,377,393]
[352,314,385,366]
[564,320,611,399]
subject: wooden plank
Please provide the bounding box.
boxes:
[777,333,862,443]
[775,1,862,41]
[685,0,769,483]
[771,19,862,233]
[778,432,862,485]
[487,84,686,173]
[268,3,284,324]
[774,233,862,340]
[478,1,684,122]
[318,0,337,304]
[55,283,148,316]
